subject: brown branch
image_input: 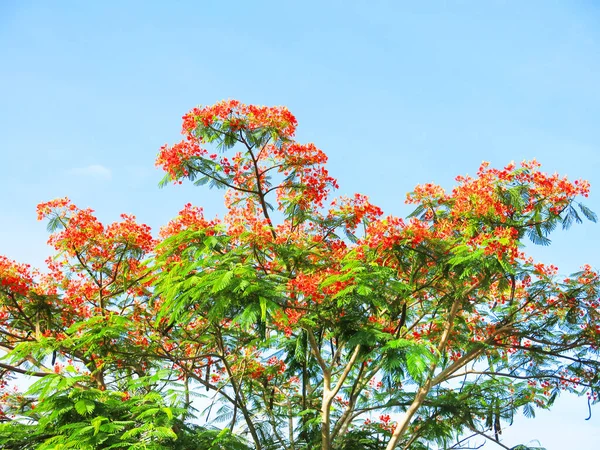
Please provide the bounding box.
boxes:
[385,296,463,450]
[306,328,329,374]
[0,362,48,377]
[329,345,361,401]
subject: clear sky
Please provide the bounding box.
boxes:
[1,1,599,448]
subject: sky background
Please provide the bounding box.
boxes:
[1,1,600,448]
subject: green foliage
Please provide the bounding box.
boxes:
[0,371,253,450]
[2,104,598,450]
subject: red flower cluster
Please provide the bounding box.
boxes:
[159,203,219,239]
[0,256,33,296]
[157,100,339,218]
[182,100,298,137]
[331,193,383,231]
[156,141,207,181]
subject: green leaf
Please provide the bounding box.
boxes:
[260,296,267,322]
[161,407,174,420]
[232,304,259,331]
[74,399,95,416]
[136,407,160,420]
[384,338,413,350]
[406,345,434,381]
[527,227,551,246]
[153,426,177,439]
[356,285,373,296]
[578,203,597,222]
[212,270,234,293]
[121,427,143,440]
[46,215,65,233]
[522,403,535,418]
[90,416,105,435]
[407,204,426,219]
[332,284,356,300]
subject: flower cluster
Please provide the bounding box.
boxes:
[0,256,33,296]
[157,100,338,216]
[159,203,219,239]
[156,141,207,181]
[182,99,298,137]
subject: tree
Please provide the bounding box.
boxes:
[0,99,599,450]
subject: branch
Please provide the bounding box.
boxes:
[445,370,597,389]
[246,143,277,240]
[329,345,361,400]
[306,328,329,374]
[331,362,366,440]
[467,426,512,450]
[0,362,49,378]
[214,327,263,450]
[447,432,486,450]
[189,165,258,194]
[73,247,102,289]
[385,296,467,450]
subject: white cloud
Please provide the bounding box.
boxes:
[69,164,112,180]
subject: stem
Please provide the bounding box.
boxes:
[306,328,333,450]
[331,362,366,440]
[320,344,362,450]
[385,296,463,450]
[306,328,329,373]
[288,394,296,450]
[215,328,262,450]
[241,136,277,240]
[330,345,362,400]
[0,362,48,377]
[321,370,332,450]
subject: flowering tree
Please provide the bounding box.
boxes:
[1,100,599,450]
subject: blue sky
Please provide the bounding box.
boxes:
[1,1,599,448]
